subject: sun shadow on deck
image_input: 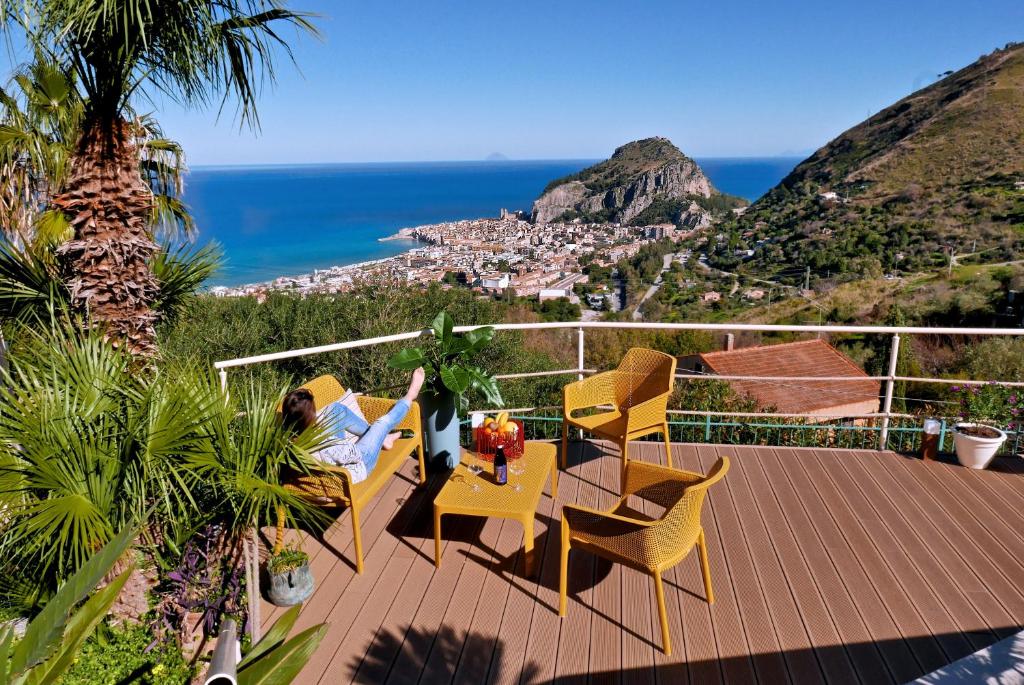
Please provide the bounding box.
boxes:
[350,624,1024,684]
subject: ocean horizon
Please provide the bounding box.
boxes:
[185,158,801,287]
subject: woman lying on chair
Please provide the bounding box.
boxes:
[281,367,425,483]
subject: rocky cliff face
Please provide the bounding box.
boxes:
[531,137,716,224]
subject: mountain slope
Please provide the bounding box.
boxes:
[722,42,1024,282]
[532,137,744,225]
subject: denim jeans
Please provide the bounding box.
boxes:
[321,398,411,474]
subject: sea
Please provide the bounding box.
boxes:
[185,158,801,287]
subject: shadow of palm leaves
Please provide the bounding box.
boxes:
[352,624,542,684]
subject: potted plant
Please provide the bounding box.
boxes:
[388,311,503,469]
[266,546,314,607]
[951,383,1010,469]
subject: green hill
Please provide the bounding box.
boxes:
[715,42,1024,282]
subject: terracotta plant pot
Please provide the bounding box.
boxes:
[951,423,1007,469]
[266,562,314,606]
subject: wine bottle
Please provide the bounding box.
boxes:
[494,444,508,485]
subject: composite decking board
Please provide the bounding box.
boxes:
[486,443,568,685]
[661,443,721,685]
[650,443,696,685]
[822,449,991,657]
[669,443,757,685]
[264,458,418,665]
[688,444,792,685]
[262,460,419,630]
[553,441,603,683]
[349,518,449,684]
[587,440,626,685]
[807,449,972,668]
[886,454,1024,621]
[708,445,829,684]
[258,442,1024,684]
[448,515,518,685]
[848,450,1020,639]
[621,444,661,685]
[521,441,590,684]
[737,445,888,685]
[737,445,865,684]
[768,447,927,683]
[383,512,486,684]
[342,477,491,684]
[309,464,442,683]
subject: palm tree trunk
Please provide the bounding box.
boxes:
[53,117,159,357]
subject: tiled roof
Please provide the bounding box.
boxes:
[698,339,880,414]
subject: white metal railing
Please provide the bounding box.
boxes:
[214,320,1024,450]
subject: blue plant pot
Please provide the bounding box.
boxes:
[421,390,461,470]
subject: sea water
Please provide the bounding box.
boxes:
[185,158,800,287]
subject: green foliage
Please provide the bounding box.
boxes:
[388,311,503,411]
[267,547,309,576]
[0,240,217,329]
[951,382,1023,428]
[159,284,544,403]
[533,297,580,322]
[62,624,193,685]
[236,605,327,685]
[0,524,136,685]
[0,323,325,602]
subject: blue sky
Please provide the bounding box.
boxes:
[6,1,1023,164]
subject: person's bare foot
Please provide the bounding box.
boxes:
[404,367,426,402]
[383,431,401,450]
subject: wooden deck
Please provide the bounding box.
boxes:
[262,441,1024,684]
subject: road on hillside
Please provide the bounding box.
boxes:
[633,253,675,320]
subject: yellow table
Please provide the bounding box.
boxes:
[433,442,558,576]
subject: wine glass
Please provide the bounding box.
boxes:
[466,450,483,492]
[509,447,525,492]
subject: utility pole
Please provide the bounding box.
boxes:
[948,247,955,278]
[804,266,811,291]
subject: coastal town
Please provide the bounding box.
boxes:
[209,210,691,306]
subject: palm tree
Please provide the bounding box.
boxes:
[2,1,317,356]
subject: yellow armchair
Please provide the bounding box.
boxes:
[561,347,677,485]
[558,457,730,655]
[274,374,426,573]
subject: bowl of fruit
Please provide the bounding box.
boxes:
[474,412,524,460]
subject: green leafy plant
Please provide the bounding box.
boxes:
[952,382,1018,427]
[388,311,503,411]
[62,623,193,685]
[235,605,327,685]
[0,322,327,607]
[267,548,309,576]
[0,524,137,685]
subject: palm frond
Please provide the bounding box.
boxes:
[151,242,220,322]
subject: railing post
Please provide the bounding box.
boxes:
[577,327,584,381]
[577,327,585,439]
[704,414,712,442]
[878,333,900,451]
[938,419,947,454]
[218,368,228,393]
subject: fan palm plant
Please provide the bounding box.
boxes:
[0,322,326,609]
[1,1,317,356]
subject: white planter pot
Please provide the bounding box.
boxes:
[951,423,1007,470]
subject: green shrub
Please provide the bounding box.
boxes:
[63,624,194,685]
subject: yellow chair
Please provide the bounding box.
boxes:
[561,347,677,485]
[558,457,730,655]
[274,375,426,573]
